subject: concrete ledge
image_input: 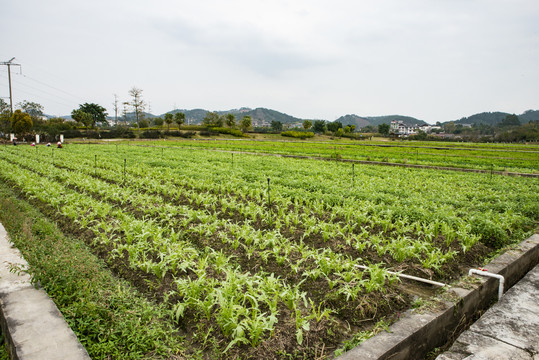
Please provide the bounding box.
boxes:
[0,223,90,360]
[438,264,539,360]
[336,233,539,360]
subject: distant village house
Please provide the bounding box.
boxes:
[390,120,441,137]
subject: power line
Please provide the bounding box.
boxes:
[18,73,83,101]
[1,58,88,115]
[11,76,74,106]
[0,72,74,109]
[14,57,74,86]
[8,86,74,109]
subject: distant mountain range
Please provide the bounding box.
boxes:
[155,108,431,127]
[336,114,428,128]
[160,107,304,125]
[57,107,539,128]
[155,108,539,127]
[453,110,539,126]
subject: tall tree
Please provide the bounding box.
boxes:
[112,94,119,125]
[17,101,44,124]
[225,113,236,128]
[122,102,129,124]
[174,112,186,129]
[0,98,9,114]
[303,120,312,130]
[128,87,146,131]
[240,115,252,132]
[11,110,33,136]
[378,123,390,135]
[153,117,164,127]
[499,114,521,127]
[271,120,283,132]
[327,121,343,133]
[164,113,173,131]
[0,99,10,134]
[202,112,223,127]
[313,120,326,133]
[76,103,108,127]
[71,109,93,133]
[444,122,456,133]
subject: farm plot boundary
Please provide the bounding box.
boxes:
[129,143,539,178]
[129,138,539,174]
[0,143,537,359]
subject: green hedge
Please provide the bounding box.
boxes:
[281,131,314,139]
[210,127,247,137]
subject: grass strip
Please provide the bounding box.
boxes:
[0,181,187,360]
[0,335,9,360]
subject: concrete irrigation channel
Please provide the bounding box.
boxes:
[0,216,537,359]
[337,233,539,360]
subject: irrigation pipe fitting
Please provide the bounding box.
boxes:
[468,268,505,300]
[354,264,448,288]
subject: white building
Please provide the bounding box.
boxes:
[390,121,419,136]
[390,121,441,136]
[419,124,442,133]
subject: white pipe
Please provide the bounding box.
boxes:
[355,264,448,287]
[468,269,505,300]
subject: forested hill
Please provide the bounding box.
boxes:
[233,108,303,124]
[336,114,427,128]
[335,115,371,128]
[515,110,539,122]
[364,115,427,126]
[121,107,539,127]
[453,110,539,126]
[163,108,427,127]
[453,112,511,126]
[162,107,302,124]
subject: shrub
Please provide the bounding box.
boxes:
[181,125,206,131]
[63,129,84,138]
[102,127,135,139]
[342,133,371,140]
[281,131,314,139]
[210,127,246,137]
[164,130,196,138]
[140,130,162,139]
[199,130,218,137]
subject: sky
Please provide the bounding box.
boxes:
[1,0,538,124]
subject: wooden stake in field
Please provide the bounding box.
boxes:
[352,163,355,187]
[267,177,272,226]
[267,177,271,208]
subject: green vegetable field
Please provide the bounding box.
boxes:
[142,138,539,174]
[0,142,537,359]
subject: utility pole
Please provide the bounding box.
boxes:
[113,94,119,125]
[1,58,21,115]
